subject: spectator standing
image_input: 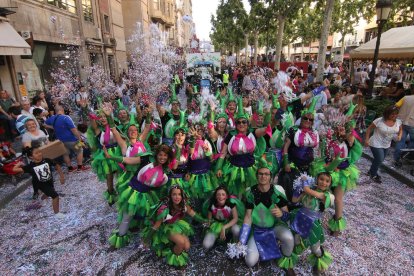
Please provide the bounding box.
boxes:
[393,93,414,166]
[364,106,402,183]
[45,105,88,172]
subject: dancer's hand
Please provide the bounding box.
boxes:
[220,228,226,240]
[216,170,223,178]
[103,145,110,159]
[284,164,291,172]
[59,174,65,185]
[271,205,283,218]
[184,173,190,181]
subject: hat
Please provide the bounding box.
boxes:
[172,110,188,135]
[116,99,127,111]
[169,84,179,104]
[235,97,249,120]
[215,98,229,122]
[257,157,273,173]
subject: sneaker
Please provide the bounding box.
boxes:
[371,175,382,184]
[68,166,76,173]
[77,165,90,172]
[55,212,66,218]
[32,193,39,200]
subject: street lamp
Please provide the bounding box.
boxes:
[368,0,392,97]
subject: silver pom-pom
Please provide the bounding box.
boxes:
[225,243,248,259]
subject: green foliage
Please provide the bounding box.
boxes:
[210,0,248,53]
[331,0,376,39]
[386,0,414,29]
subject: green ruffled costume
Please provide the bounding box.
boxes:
[202,196,245,239]
[188,171,218,200]
[91,146,122,182]
[141,204,194,267]
[221,161,257,197]
[311,139,362,233]
[291,191,333,270]
[245,185,298,269]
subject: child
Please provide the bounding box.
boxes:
[13,145,65,217]
[291,172,335,274]
[141,185,205,268]
[202,186,244,250]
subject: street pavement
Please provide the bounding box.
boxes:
[0,157,413,275]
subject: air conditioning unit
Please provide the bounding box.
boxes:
[95,27,102,40]
[21,31,31,40]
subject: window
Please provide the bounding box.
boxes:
[153,0,160,10]
[46,0,77,13]
[104,15,110,33]
[82,0,93,22]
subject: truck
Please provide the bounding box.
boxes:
[185,52,221,88]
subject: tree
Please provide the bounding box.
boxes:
[288,5,322,62]
[331,0,376,62]
[316,0,336,82]
[264,0,305,69]
[210,0,247,58]
[387,0,414,27]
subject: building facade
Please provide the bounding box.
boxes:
[0,0,124,100]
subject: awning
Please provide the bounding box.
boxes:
[0,21,31,56]
[350,26,414,60]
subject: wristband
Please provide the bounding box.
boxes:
[282,154,289,167]
[175,147,182,160]
[239,223,251,245]
[189,137,195,148]
[109,155,124,163]
[89,113,99,120]
[106,115,115,128]
[281,211,290,222]
[312,86,325,96]
[145,113,152,124]
[192,213,207,223]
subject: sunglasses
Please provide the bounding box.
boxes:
[302,117,314,122]
[257,172,271,176]
[236,120,248,125]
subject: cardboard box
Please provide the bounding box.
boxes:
[39,140,67,159]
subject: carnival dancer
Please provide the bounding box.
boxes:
[158,85,182,146]
[168,110,190,194]
[278,98,320,203]
[239,159,297,275]
[207,99,229,166]
[224,89,237,130]
[291,172,335,274]
[187,121,218,201]
[89,103,122,205]
[141,185,206,268]
[312,106,362,236]
[108,144,173,248]
[103,104,153,197]
[202,186,244,250]
[115,99,131,136]
[216,98,271,197]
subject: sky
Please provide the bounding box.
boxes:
[192,0,251,41]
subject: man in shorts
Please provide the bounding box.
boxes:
[46,105,89,172]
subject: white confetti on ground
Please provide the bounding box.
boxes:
[0,158,413,275]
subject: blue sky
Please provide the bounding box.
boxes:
[192,0,251,41]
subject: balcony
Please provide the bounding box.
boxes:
[150,2,166,24]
